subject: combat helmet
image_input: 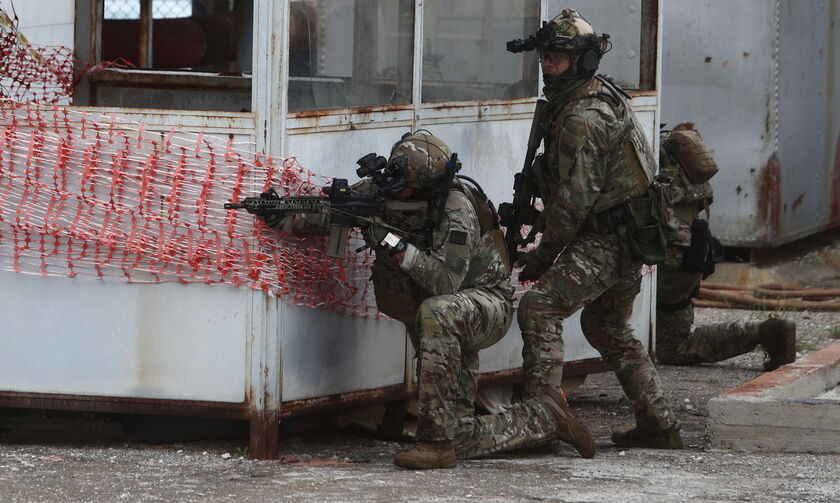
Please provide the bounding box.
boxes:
[507,8,611,79]
[389,131,453,190]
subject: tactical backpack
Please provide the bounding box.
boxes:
[659,126,721,278]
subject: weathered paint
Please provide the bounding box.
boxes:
[662,0,840,247]
[756,154,783,242]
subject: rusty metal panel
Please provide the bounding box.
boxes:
[776,0,840,242]
[279,301,407,401]
[662,0,839,247]
[661,0,778,246]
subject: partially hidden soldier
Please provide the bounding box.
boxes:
[656,124,796,370]
[506,8,683,449]
[260,131,594,469]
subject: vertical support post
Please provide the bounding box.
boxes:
[74,0,103,105]
[411,0,423,130]
[395,0,414,104]
[247,0,289,461]
[139,0,153,68]
[639,0,659,91]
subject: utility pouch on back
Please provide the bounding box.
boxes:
[663,130,719,183]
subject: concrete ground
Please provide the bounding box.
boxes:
[2,307,840,503]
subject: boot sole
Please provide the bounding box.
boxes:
[393,454,457,470]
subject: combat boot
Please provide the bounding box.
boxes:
[611,420,684,449]
[759,317,796,371]
[393,440,456,470]
[540,386,596,458]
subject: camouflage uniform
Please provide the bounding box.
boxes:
[392,183,516,442]
[518,75,677,432]
[656,132,764,364]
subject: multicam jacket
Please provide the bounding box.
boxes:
[399,182,511,296]
[537,76,657,258]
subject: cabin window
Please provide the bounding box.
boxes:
[287,0,415,113]
[421,0,539,103]
[75,0,254,111]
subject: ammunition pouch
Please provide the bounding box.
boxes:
[581,184,668,266]
[622,186,668,265]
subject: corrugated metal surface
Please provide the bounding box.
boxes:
[662,0,840,247]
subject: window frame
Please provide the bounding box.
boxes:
[284,0,660,132]
[74,0,253,109]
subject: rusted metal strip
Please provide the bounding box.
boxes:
[0,391,250,419]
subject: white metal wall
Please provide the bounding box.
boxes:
[0,0,74,47]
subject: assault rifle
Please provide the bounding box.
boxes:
[225,178,424,258]
[498,99,548,261]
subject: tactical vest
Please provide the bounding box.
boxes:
[543,76,666,265]
[372,182,512,325]
[543,76,657,213]
[451,179,512,283]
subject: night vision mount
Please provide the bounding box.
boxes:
[356,152,409,197]
[506,21,611,55]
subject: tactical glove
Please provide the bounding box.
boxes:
[368,224,407,256]
[517,249,554,282]
[259,210,287,229]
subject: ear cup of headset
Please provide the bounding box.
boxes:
[579,49,600,74]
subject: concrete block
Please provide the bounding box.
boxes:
[708,342,840,453]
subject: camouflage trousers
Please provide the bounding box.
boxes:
[518,233,676,431]
[454,397,559,459]
[656,265,762,365]
[413,286,514,442]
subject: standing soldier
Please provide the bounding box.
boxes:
[655,125,797,370]
[506,9,683,448]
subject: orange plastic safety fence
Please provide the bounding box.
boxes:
[0,100,380,317]
[0,7,385,318]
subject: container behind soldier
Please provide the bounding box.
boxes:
[506,8,683,449]
[656,124,796,370]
